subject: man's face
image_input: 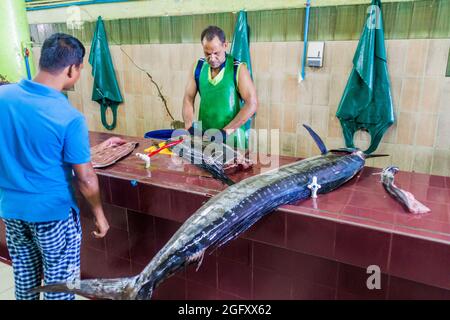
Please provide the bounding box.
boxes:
[63,63,83,90]
[202,36,227,69]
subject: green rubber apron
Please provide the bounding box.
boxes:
[198,55,246,149]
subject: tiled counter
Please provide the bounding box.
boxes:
[1,131,450,300]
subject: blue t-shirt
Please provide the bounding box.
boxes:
[0,79,91,222]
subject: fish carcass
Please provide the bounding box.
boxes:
[380,166,430,214]
[33,125,384,299]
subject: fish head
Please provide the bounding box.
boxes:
[380,166,400,182]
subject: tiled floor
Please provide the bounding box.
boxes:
[0,261,88,300]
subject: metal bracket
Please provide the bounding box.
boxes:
[307,176,321,198]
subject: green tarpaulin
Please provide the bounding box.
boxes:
[336,0,394,154]
[230,10,254,134]
[89,16,123,130]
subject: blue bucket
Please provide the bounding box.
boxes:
[144,129,175,140]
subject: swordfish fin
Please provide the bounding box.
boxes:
[329,148,358,154]
[31,276,143,300]
[302,124,327,154]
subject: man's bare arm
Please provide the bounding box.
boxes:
[72,162,109,238]
[182,63,198,130]
[223,64,258,133]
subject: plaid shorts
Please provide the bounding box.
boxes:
[2,208,82,300]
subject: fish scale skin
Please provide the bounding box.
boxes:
[136,153,364,291]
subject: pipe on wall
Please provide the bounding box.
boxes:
[299,0,311,82]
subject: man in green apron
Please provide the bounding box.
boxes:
[182,26,258,150]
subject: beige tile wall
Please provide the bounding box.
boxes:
[32,38,450,175]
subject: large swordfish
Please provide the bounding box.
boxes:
[33,125,384,299]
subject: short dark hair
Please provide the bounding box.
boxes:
[200,26,226,43]
[39,33,85,73]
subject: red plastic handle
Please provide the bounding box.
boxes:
[148,138,183,157]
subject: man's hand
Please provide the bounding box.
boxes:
[182,63,198,130]
[91,136,127,154]
[103,136,127,147]
[93,215,110,238]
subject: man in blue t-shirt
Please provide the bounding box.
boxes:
[0,33,110,300]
